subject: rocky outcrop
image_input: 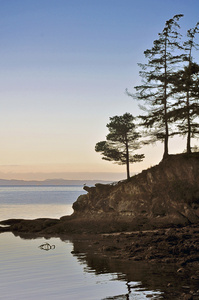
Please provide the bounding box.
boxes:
[1,153,199,234]
[72,153,199,230]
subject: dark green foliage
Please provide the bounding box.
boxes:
[127,14,184,158]
[169,22,199,153]
[95,113,144,180]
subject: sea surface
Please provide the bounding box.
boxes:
[0,186,166,299]
[0,185,86,220]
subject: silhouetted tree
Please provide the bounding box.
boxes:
[127,14,183,159]
[95,113,144,180]
[169,22,199,153]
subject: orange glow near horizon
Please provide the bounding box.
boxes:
[0,1,198,181]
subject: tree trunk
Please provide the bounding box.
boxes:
[186,49,192,154]
[125,136,130,180]
[163,116,169,159]
[163,38,169,159]
[186,91,191,154]
[126,160,130,180]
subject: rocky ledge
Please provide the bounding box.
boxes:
[0,153,199,234]
[1,153,199,299]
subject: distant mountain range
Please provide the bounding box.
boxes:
[0,178,113,186]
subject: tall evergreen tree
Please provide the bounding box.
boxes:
[127,14,183,159]
[95,113,144,180]
[169,22,199,153]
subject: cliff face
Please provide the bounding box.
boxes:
[1,153,199,234]
[72,153,199,229]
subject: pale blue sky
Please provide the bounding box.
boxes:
[0,0,198,180]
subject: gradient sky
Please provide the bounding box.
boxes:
[0,0,199,180]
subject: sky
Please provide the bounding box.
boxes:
[0,0,199,181]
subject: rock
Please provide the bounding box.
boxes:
[72,153,199,232]
[182,294,193,300]
[191,275,199,280]
[167,282,173,287]
[177,268,185,273]
[1,153,199,235]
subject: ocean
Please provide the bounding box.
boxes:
[0,186,164,299]
[0,185,86,220]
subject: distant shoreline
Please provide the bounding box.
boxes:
[0,179,112,186]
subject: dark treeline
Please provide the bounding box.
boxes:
[96,15,199,179]
[127,14,199,157]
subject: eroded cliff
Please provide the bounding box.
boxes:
[72,153,199,230]
[1,153,199,234]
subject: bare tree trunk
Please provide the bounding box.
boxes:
[163,38,169,159]
[186,91,191,153]
[126,158,130,180]
[125,136,130,180]
[186,48,192,154]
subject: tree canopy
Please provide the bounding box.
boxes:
[169,22,199,153]
[126,14,199,157]
[131,14,184,158]
[96,15,199,179]
[95,113,144,180]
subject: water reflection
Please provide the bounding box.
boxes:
[68,237,198,299]
[70,239,165,299]
[6,232,198,299]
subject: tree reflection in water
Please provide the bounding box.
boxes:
[14,232,198,299]
[70,239,165,299]
[69,237,199,299]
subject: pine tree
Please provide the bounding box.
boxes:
[169,22,199,153]
[95,113,144,180]
[127,14,184,159]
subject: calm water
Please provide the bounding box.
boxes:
[0,185,86,220]
[0,186,168,299]
[0,232,165,300]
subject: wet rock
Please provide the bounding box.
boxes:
[103,246,119,252]
[177,267,185,273]
[182,293,193,300]
[191,275,199,280]
[167,282,173,287]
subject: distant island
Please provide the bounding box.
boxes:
[0,178,112,186]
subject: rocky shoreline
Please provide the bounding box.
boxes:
[1,220,199,299]
[4,222,199,299]
[71,224,199,300]
[1,153,199,299]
